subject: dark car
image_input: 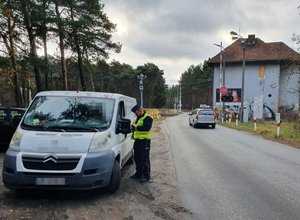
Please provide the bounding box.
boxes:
[0,106,25,149]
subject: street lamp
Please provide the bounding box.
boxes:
[230,31,246,122]
[213,42,226,119]
[213,42,224,102]
[137,73,147,108]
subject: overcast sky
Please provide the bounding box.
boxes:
[101,0,300,85]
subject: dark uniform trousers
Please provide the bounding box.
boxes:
[133,139,151,180]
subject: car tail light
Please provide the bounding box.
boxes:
[196,111,200,119]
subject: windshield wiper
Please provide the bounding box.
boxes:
[21,123,46,131]
[22,124,67,132]
[46,126,100,132]
[69,127,100,132]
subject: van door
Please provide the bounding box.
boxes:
[116,101,132,165]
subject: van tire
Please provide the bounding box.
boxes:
[212,124,216,129]
[106,160,121,193]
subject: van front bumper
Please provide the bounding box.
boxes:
[2,149,115,190]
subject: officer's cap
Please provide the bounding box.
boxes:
[131,104,141,113]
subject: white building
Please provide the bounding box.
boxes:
[208,35,300,119]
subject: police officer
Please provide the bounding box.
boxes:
[130,104,153,182]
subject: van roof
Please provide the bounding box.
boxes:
[36,91,136,102]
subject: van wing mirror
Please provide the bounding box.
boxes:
[116,118,132,134]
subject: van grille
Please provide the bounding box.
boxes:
[22,155,81,171]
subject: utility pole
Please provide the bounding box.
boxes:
[219,42,223,103]
[179,81,182,113]
[231,31,246,122]
[137,73,146,108]
[241,41,246,122]
[214,42,225,117]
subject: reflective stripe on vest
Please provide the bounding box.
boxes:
[133,113,151,140]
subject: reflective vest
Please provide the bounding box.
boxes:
[133,113,151,140]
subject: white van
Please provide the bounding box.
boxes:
[2,91,136,193]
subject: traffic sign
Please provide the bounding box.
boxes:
[220,86,228,95]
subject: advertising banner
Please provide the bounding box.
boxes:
[216,88,241,102]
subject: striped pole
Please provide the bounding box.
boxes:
[276,120,280,137]
[236,114,239,127]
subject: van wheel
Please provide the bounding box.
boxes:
[212,124,216,129]
[193,123,197,128]
[126,151,134,165]
[106,160,121,193]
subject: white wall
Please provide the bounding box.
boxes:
[279,67,300,110]
[213,63,282,114]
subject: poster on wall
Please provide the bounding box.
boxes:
[216,88,241,102]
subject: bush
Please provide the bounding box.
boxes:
[281,111,299,122]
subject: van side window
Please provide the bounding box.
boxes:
[117,101,125,120]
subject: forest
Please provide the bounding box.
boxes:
[0,0,212,109]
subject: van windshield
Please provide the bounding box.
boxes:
[22,96,115,132]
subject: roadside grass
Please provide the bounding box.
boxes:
[217,120,300,149]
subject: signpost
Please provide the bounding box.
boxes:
[276,113,281,137]
[220,86,228,95]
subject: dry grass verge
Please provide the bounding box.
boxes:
[218,120,300,149]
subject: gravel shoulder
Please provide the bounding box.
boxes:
[0,120,192,220]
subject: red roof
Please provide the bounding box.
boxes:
[207,35,300,64]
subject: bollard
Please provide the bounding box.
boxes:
[222,113,224,123]
[235,114,239,127]
[253,117,257,131]
[276,120,280,137]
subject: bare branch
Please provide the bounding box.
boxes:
[0,49,9,55]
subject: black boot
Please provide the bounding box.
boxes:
[130,173,141,179]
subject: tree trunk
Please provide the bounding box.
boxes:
[54,2,68,90]
[43,34,49,90]
[22,2,43,92]
[70,5,85,90]
[76,47,86,90]
[100,72,104,91]
[85,53,95,91]
[42,0,49,90]
[1,5,22,106]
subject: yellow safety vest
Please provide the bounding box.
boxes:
[133,113,152,140]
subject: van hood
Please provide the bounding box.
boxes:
[20,131,94,153]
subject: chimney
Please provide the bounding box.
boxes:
[247,34,256,46]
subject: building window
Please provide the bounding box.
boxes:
[259,66,265,79]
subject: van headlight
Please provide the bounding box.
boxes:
[9,130,23,152]
[89,131,111,152]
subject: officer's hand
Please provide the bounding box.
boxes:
[130,123,137,130]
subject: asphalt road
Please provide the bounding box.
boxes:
[164,113,300,220]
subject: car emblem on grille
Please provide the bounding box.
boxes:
[43,154,58,163]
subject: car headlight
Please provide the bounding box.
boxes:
[9,129,23,152]
[88,130,111,152]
